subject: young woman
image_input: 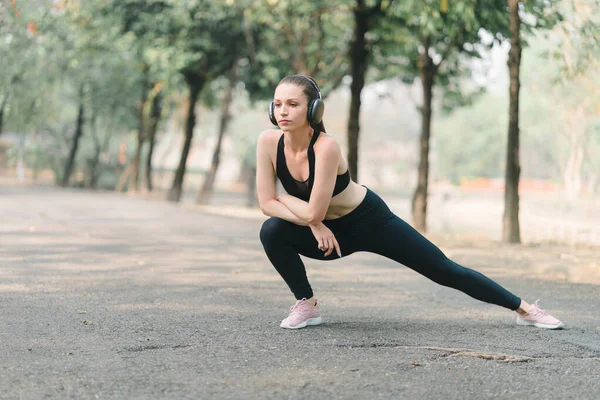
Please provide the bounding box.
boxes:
[256,74,564,330]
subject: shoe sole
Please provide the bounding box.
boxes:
[280,316,323,330]
[516,317,565,330]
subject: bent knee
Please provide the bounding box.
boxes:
[259,217,288,246]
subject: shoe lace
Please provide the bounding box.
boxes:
[530,300,548,317]
[289,298,308,312]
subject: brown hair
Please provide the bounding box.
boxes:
[278,75,326,133]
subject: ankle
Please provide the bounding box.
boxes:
[516,300,531,315]
[305,297,317,307]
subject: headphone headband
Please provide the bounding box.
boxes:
[304,77,322,100]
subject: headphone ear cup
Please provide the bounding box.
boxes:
[308,99,325,124]
[268,101,278,125]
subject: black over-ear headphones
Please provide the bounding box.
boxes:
[269,76,325,126]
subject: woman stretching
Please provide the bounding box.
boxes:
[256,74,564,330]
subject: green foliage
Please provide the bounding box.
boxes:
[434,6,600,190]
[0,1,55,133]
[240,0,353,101]
[3,0,598,195]
[375,0,489,113]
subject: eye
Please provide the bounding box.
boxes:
[274,103,281,108]
[290,103,298,107]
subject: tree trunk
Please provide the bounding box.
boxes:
[131,133,144,192]
[561,103,588,202]
[131,69,149,192]
[503,0,522,243]
[168,76,204,202]
[563,140,584,201]
[411,39,435,232]
[346,5,370,183]
[87,111,100,189]
[246,163,258,208]
[0,92,7,137]
[197,62,237,205]
[145,90,163,192]
[61,88,85,187]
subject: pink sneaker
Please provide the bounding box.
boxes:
[516,300,564,330]
[280,298,323,329]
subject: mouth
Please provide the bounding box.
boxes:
[279,120,290,124]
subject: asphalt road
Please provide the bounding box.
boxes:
[1,185,599,400]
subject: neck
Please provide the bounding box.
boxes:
[283,125,314,152]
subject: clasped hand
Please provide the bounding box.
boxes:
[277,193,341,258]
[309,222,341,258]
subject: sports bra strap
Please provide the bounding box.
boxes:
[307,130,321,190]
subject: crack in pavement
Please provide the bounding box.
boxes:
[417,346,534,363]
[120,344,192,353]
[336,344,600,363]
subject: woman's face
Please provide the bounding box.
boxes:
[273,83,309,130]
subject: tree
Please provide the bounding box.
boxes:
[166,1,246,203]
[103,0,245,201]
[61,84,85,187]
[504,0,522,243]
[0,1,51,138]
[241,0,352,99]
[550,1,600,200]
[105,0,177,194]
[386,0,487,232]
[51,0,141,187]
[196,61,238,205]
[487,0,563,243]
[346,0,393,182]
[145,84,164,192]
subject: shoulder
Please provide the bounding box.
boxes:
[314,134,341,158]
[257,129,283,146]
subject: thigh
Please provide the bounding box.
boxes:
[261,217,352,261]
[362,214,448,270]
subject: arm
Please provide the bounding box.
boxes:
[277,138,339,225]
[255,131,310,226]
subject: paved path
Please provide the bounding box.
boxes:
[1,185,599,399]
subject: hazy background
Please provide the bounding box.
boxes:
[1,0,598,246]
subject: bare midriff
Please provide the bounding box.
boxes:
[323,182,367,220]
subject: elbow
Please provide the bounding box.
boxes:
[260,205,271,217]
[259,199,275,217]
[306,210,325,225]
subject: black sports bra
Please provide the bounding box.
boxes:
[276,130,351,201]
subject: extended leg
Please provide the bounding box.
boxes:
[365,215,522,310]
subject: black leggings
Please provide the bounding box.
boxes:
[259,188,522,311]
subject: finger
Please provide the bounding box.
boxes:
[324,238,334,257]
[333,237,342,257]
[322,237,331,254]
[318,237,325,251]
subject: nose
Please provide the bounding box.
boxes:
[280,104,288,115]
